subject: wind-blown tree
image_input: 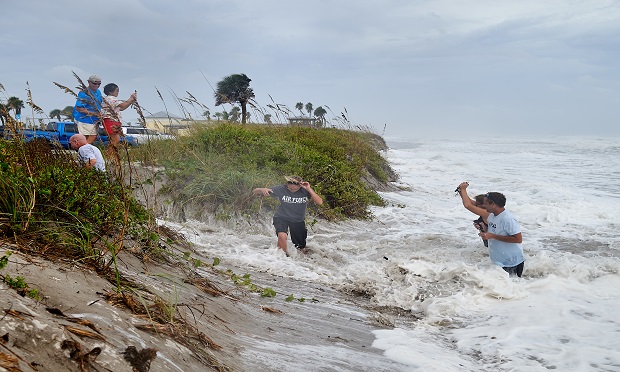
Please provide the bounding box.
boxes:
[203,110,211,120]
[314,106,327,127]
[221,110,229,121]
[214,112,222,121]
[305,102,313,117]
[60,105,74,120]
[214,73,254,125]
[295,102,304,116]
[49,109,62,120]
[263,113,272,124]
[7,96,24,119]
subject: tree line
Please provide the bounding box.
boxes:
[0,96,25,125]
[3,73,334,127]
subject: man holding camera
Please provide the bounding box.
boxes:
[457,182,525,277]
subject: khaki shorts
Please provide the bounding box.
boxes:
[77,121,98,135]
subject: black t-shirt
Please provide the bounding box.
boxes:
[270,184,310,222]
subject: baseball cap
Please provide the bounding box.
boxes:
[88,75,102,83]
[285,176,302,184]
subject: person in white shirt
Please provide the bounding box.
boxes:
[457,182,524,277]
[69,134,106,172]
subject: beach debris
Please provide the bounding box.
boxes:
[2,309,33,321]
[64,326,106,341]
[0,352,20,372]
[61,339,101,371]
[261,306,284,314]
[327,335,349,343]
[46,308,102,334]
[185,277,230,298]
[197,332,222,351]
[122,346,158,372]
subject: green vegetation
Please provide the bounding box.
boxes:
[0,138,151,266]
[0,252,40,300]
[133,123,393,220]
[3,274,40,300]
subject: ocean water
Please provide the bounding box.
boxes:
[168,136,620,371]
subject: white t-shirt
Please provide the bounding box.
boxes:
[78,144,106,172]
[487,209,524,267]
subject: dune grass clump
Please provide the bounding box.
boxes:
[132,123,394,220]
[0,137,151,265]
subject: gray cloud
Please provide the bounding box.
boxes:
[1,0,619,137]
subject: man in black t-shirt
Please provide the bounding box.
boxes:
[253,176,323,255]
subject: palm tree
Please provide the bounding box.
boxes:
[314,106,327,127]
[229,106,241,123]
[263,113,272,124]
[60,105,74,120]
[7,96,24,120]
[295,102,304,116]
[305,102,313,117]
[49,109,62,120]
[203,110,211,120]
[214,112,222,121]
[214,73,255,125]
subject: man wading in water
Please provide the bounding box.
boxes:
[457,182,525,277]
[253,176,323,256]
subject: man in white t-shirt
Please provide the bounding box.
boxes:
[479,192,525,277]
[69,134,106,172]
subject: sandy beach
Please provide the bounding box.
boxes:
[0,233,405,371]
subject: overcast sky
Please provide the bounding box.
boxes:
[1,0,619,138]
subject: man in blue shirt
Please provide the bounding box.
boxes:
[73,75,103,144]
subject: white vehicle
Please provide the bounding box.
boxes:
[121,127,174,144]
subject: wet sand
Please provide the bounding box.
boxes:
[0,243,410,371]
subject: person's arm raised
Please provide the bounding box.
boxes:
[457,182,489,219]
[118,92,137,111]
[300,182,323,205]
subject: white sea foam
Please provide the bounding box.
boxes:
[167,135,620,371]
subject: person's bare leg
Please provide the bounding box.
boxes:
[107,134,120,157]
[111,134,120,147]
[277,232,288,254]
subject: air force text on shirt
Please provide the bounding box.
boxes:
[281,196,308,204]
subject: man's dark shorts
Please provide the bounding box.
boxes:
[503,261,524,277]
[273,216,307,249]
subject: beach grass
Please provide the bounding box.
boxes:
[131,122,395,221]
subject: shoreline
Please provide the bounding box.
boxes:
[0,234,412,371]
